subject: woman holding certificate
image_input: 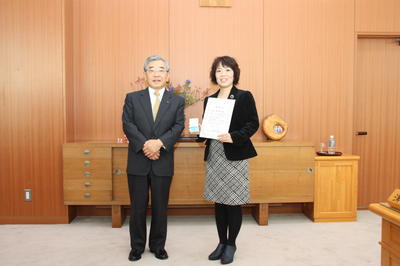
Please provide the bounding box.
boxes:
[198,56,259,264]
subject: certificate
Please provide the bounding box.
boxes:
[200,98,235,139]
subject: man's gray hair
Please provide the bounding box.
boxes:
[143,55,170,72]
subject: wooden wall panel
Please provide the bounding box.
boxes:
[4,0,400,221]
[264,0,355,153]
[72,0,169,141]
[169,0,264,139]
[72,0,355,148]
[0,0,67,222]
[356,0,400,33]
[354,38,400,206]
[64,0,74,142]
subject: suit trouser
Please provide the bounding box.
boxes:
[127,172,172,252]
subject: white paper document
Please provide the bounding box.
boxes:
[199,98,235,139]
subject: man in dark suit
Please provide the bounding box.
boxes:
[122,55,185,261]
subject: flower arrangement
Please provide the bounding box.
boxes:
[132,77,210,107]
[168,80,209,106]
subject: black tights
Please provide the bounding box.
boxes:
[214,203,242,246]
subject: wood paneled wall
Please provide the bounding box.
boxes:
[70,0,355,154]
[70,0,169,141]
[169,0,264,137]
[2,0,400,222]
[356,0,400,33]
[62,0,400,208]
[0,0,68,222]
[264,0,354,153]
[64,0,74,142]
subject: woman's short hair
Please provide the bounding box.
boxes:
[144,55,170,72]
[210,56,240,85]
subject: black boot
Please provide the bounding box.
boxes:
[208,243,226,260]
[221,245,236,264]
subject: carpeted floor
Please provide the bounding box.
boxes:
[0,210,381,266]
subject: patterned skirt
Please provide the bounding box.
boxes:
[204,140,249,205]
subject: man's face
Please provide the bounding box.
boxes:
[145,60,169,89]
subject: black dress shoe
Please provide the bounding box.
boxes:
[150,249,168,260]
[208,243,226,260]
[128,249,142,261]
[221,245,236,264]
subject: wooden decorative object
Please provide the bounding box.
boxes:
[387,189,400,210]
[262,114,288,140]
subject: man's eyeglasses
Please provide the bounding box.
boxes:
[147,68,167,74]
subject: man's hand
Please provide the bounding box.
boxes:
[146,150,160,160]
[143,139,164,160]
[217,133,233,143]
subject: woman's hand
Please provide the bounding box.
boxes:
[217,133,233,143]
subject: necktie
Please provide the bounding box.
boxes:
[152,90,161,121]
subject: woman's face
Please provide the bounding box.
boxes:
[215,63,234,88]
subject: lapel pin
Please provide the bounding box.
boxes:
[230,95,234,99]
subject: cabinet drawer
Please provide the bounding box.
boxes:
[63,147,111,159]
[64,179,111,190]
[64,167,111,179]
[64,190,112,202]
[63,158,111,170]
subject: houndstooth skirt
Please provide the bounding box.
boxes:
[204,139,249,205]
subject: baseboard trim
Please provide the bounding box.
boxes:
[0,216,70,225]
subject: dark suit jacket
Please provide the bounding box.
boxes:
[122,88,185,176]
[198,86,259,161]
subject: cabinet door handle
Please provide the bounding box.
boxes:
[84,160,91,167]
[83,171,91,177]
[355,131,368,136]
[84,182,92,188]
[307,168,313,173]
[83,149,90,155]
[114,169,122,175]
[84,193,91,198]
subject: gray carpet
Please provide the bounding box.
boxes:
[0,210,380,266]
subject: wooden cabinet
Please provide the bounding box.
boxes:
[369,203,400,266]
[63,145,112,203]
[250,142,315,203]
[63,142,359,227]
[304,155,359,222]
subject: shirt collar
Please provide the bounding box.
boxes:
[149,87,165,97]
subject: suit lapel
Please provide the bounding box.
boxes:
[229,86,238,100]
[208,86,238,100]
[139,88,155,127]
[153,90,172,128]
